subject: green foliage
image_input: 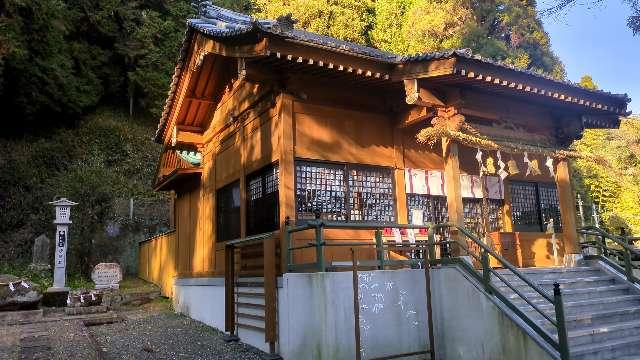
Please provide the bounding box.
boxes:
[579,75,598,90]
[572,116,640,234]
[0,108,163,273]
[255,0,375,45]
[0,0,194,130]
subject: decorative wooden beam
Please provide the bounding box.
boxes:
[172,125,204,147]
[397,106,435,128]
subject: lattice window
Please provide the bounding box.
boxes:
[539,183,562,232]
[510,181,561,232]
[462,198,504,236]
[348,167,395,222]
[295,161,395,222]
[216,181,241,241]
[246,164,280,236]
[406,194,448,225]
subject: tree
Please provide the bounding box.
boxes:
[572,116,640,234]
[579,75,599,90]
[541,0,640,35]
[254,0,566,78]
[254,0,375,45]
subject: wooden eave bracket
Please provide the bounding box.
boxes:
[403,79,445,107]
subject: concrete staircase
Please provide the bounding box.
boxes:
[493,265,640,360]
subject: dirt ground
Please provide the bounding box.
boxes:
[0,299,267,360]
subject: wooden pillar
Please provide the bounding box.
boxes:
[278,94,296,273]
[240,129,247,239]
[556,159,580,254]
[502,179,514,232]
[169,191,176,229]
[393,128,408,224]
[442,138,465,252]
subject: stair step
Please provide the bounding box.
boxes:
[497,267,604,280]
[566,307,640,329]
[569,320,640,347]
[493,275,617,291]
[507,285,631,304]
[572,334,640,360]
[522,295,640,317]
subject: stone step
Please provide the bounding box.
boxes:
[497,267,604,280]
[506,284,631,304]
[521,295,640,317]
[572,334,640,360]
[568,320,640,347]
[493,275,618,291]
[0,310,43,325]
[566,307,640,329]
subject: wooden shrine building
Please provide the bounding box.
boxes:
[138,3,630,358]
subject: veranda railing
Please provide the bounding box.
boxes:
[284,221,571,360]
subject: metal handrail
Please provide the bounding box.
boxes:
[285,220,570,360]
[578,226,640,283]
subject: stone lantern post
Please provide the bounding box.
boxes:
[48,198,77,290]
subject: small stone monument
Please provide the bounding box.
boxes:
[91,263,123,289]
[29,234,51,271]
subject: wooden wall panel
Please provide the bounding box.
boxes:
[402,126,444,170]
[215,133,242,187]
[244,113,280,173]
[518,232,565,268]
[293,102,395,167]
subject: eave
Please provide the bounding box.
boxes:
[154,168,202,192]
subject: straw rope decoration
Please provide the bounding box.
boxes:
[416,112,608,166]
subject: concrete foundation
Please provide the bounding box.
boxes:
[173,266,554,360]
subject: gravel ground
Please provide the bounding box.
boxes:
[1,300,268,360]
[88,304,266,360]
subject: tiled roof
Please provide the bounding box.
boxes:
[155,2,630,141]
[402,49,631,102]
[189,3,399,62]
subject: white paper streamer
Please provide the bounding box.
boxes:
[392,228,402,244]
[67,295,71,306]
[497,151,508,180]
[20,281,29,288]
[545,156,555,178]
[407,229,416,244]
[8,282,14,292]
[524,152,532,176]
[80,294,84,303]
[475,148,485,174]
[91,292,96,301]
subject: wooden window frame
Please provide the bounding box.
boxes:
[216,180,241,242]
[294,159,397,223]
[509,181,562,233]
[246,163,280,236]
